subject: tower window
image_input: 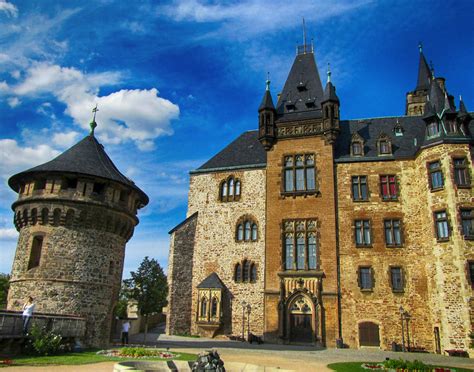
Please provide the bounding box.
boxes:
[62,178,77,190]
[428,161,444,190]
[283,154,316,193]
[93,182,105,194]
[453,158,470,187]
[352,176,368,201]
[109,260,114,275]
[434,210,449,241]
[28,236,43,270]
[34,178,46,191]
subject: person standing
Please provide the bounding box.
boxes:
[22,296,35,334]
[121,320,130,345]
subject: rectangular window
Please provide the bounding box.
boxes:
[379,140,390,155]
[283,154,316,193]
[461,209,474,239]
[28,236,43,270]
[283,220,317,271]
[352,176,368,201]
[355,220,371,246]
[390,267,404,291]
[427,122,439,137]
[469,261,474,286]
[454,158,470,187]
[428,161,444,190]
[352,142,363,156]
[380,175,398,200]
[359,267,373,290]
[384,219,402,246]
[434,211,449,241]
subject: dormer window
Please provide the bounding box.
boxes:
[286,104,296,112]
[219,176,241,202]
[394,121,404,137]
[350,132,364,157]
[377,134,392,156]
[445,119,457,134]
[426,121,439,138]
[305,100,315,108]
[297,83,307,92]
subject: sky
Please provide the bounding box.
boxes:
[0,0,473,278]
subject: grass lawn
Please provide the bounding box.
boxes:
[327,362,473,372]
[6,349,197,366]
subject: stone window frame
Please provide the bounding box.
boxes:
[354,219,372,248]
[351,175,369,202]
[389,266,405,293]
[452,157,471,188]
[234,259,257,283]
[383,218,404,248]
[459,208,474,240]
[219,176,241,202]
[235,216,258,242]
[426,120,440,138]
[433,209,450,242]
[466,260,474,289]
[282,218,319,271]
[350,133,364,157]
[357,266,374,292]
[376,133,392,156]
[281,153,317,197]
[380,175,399,201]
[427,160,444,191]
[27,233,46,271]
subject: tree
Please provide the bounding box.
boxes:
[124,257,167,343]
[115,281,131,319]
[0,273,10,309]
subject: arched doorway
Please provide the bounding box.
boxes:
[359,322,380,347]
[288,295,313,343]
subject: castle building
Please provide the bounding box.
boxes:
[166,42,474,353]
[7,117,148,347]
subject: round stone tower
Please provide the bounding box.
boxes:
[6,118,148,347]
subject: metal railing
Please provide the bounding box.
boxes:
[0,310,86,339]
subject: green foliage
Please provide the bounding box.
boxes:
[27,325,64,356]
[0,273,10,309]
[469,331,474,348]
[124,257,168,317]
[119,347,166,358]
[328,361,473,372]
[114,281,131,318]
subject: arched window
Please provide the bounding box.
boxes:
[243,260,250,282]
[250,264,257,282]
[22,209,28,226]
[235,180,241,196]
[200,297,208,318]
[308,233,317,269]
[244,221,251,240]
[228,178,234,196]
[31,208,38,225]
[221,182,228,198]
[235,263,242,282]
[251,224,258,241]
[237,224,244,241]
[350,132,364,157]
[211,297,218,317]
[53,209,61,226]
[65,209,75,227]
[41,208,49,225]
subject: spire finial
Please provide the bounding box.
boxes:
[327,63,332,83]
[302,17,307,53]
[418,42,423,53]
[265,72,270,91]
[459,95,463,102]
[311,38,314,53]
[90,104,98,136]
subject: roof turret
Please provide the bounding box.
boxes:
[322,63,339,103]
[258,77,275,112]
[415,43,432,91]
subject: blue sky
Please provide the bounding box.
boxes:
[0,0,473,277]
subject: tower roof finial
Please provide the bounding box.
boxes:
[266,72,270,91]
[90,104,98,136]
[327,63,331,83]
[418,41,423,53]
[302,17,307,54]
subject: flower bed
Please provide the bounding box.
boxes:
[97,347,178,359]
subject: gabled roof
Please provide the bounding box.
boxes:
[197,272,225,289]
[193,131,266,173]
[276,52,324,121]
[8,134,149,204]
[416,50,432,91]
[168,212,198,234]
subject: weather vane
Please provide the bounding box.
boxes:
[90,104,99,136]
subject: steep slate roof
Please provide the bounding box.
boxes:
[193,131,266,173]
[197,272,226,289]
[8,134,149,204]
[276,52,324,122]
[259,89,275,111]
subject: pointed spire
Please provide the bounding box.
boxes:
[323,63,339,103]
[415,43,432,91]
[89,104,98,136]
[443,90,455,114]
[429,79,444,114]
[459,95,468,114]
[259,75,275,112]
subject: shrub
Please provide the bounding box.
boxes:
[383,358,430,371]
[26,325,64,356]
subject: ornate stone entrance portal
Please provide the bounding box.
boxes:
[289,295,313,342]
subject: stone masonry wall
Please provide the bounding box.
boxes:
[337,143,473,352]
[187,169,266,338]
[165,213,197,335]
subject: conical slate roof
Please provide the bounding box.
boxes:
[9,134,149,204]
[322,81,339,103]
[276,52,324,119]
[258,89,275,111]
[416,50,432,91]
[459,97,469,117]
[428,79,445,115]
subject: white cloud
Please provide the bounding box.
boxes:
[0,0,18,17]
[13,63,180,149]
[0,228,18,240]
[7,96,20,108]
[0,139,60,178]
[0,81,8,92]
[52,131,80,148]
